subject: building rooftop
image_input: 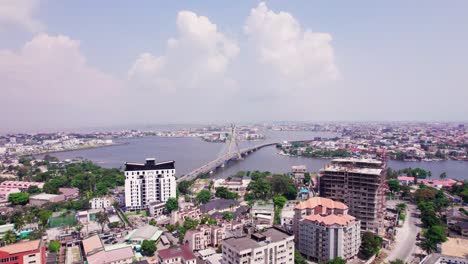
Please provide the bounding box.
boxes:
[125,225,162,241]
[82,234,104,256]
[332,158,383,165]
[30,193,61,200]
[223,228,292,251]
[125,159,175,171]
[322,165,383,176]
[303,214,357,226]
[200,198,240,212]
[295,197,348,210]
[158,245,196,261]
[0,239,41,254]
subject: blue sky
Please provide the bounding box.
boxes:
[1,1,467,131]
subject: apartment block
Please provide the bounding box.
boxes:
[222,227,294,264]
[184,224,226,251]
[0,240,46,264]
[293,197,360,262]
[319,158,386,234]
[124,158,176,211]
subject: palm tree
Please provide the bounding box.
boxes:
[420,239,437,254]
[2,230,16,244]
[95,211,109,232]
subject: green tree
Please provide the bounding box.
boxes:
[95,211,109,232]
[38,210,52,228]
[141,240,156,256]
[27,186,41,194]
[294,250,307,264]
[196,190,212,204]
[48,240,60,253]
[389,259,405,264]
[223,212,234,221]
[273,195,287,208]
[2,230,16,244]
[424,225,447,244]
[414,188,437,203]
[396,203,407,213]
[215,187,239,200]
[247,177,271,200]
[165,197,179,212]
[177,180,194,195]
[359,232,382,259]
[327,257,347,264]
[387,179,401,194]
[8,192,30,205]
[303,173,311,185]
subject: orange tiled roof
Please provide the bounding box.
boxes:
[295,197,348,210]
[0,240,41,254]
[304,214,356,226]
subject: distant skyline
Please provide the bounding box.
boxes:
[1,0,467,131]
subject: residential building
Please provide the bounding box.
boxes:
[89,196,114,209]
[222,227,294,264]
[0,187,21,205]
[29,193,65,206]
[291,165,307,183]
[59,188,79,200]
[124,225,162,245]
[319,158,386,234]
[183,225,226,251]
[0,181,44,190]
[171,206,202,225]
[294,198,360,262]
[213,178,251,196]
[157,245,196,264]
[251,201,275,229]
[148,201,166,217]
[124,159,176,211]
[82,234,134,264]
[0,240,46,264]
[420,253,468,264]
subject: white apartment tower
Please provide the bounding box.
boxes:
[124,158,176,211]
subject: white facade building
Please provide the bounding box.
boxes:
[222,228,294,264]
[124,158,176,211]
[89,196,114,209]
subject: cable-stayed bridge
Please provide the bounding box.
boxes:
[177,125,277,182]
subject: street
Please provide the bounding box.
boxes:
[385,202,421,263]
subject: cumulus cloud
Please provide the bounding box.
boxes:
[244,2,339,86]
[0,34,123,129]
[128,11,239,93]
[0,0,44,33]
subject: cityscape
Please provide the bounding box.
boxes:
[0,2,467,264]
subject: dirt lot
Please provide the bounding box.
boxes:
[441,237,468,258]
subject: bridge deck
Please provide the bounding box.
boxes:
[176,142,277,182]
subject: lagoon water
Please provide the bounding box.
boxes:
[37,131,468,180]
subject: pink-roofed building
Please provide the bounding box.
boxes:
[397,176,461,188]
[294,197,361,262]
[0,181,44,190]
[157,245,196,264]
[82,234,134,264]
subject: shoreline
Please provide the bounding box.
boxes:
[22,142,129,157]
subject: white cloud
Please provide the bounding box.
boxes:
[244,2,339,86]
[0,34,123,129]
[0,0,44,33]
[128,11,239,93]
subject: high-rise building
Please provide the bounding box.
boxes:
[124,158,176,211]
[293,197,361,262]
[318,158,386,234]
[222,227,294,264]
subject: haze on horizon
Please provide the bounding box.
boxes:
[1,1,467,132]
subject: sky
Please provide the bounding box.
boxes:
[1,0,467,132]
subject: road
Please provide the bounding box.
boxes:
[385,201,421,263]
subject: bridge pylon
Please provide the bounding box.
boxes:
[226,124,242,160]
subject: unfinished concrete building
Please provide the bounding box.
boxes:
[318,158,386,235]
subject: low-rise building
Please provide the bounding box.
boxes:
[171,206,202,225]
[0,187,21,205]
[213,178,251,196]
[291,165,307,183]
[157,245,196,264]
[89,196,114,209]
[420,253,468,264]
[82,234,134,264]
[222,227,294,264]
[0,181,44,190]
[183,225,226,251]
[148,201,166,217]
[125,225,162,245]
[29,193,65,206]
[251,201,275,228]
[0,239,45,264]
[59,188,79,200]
